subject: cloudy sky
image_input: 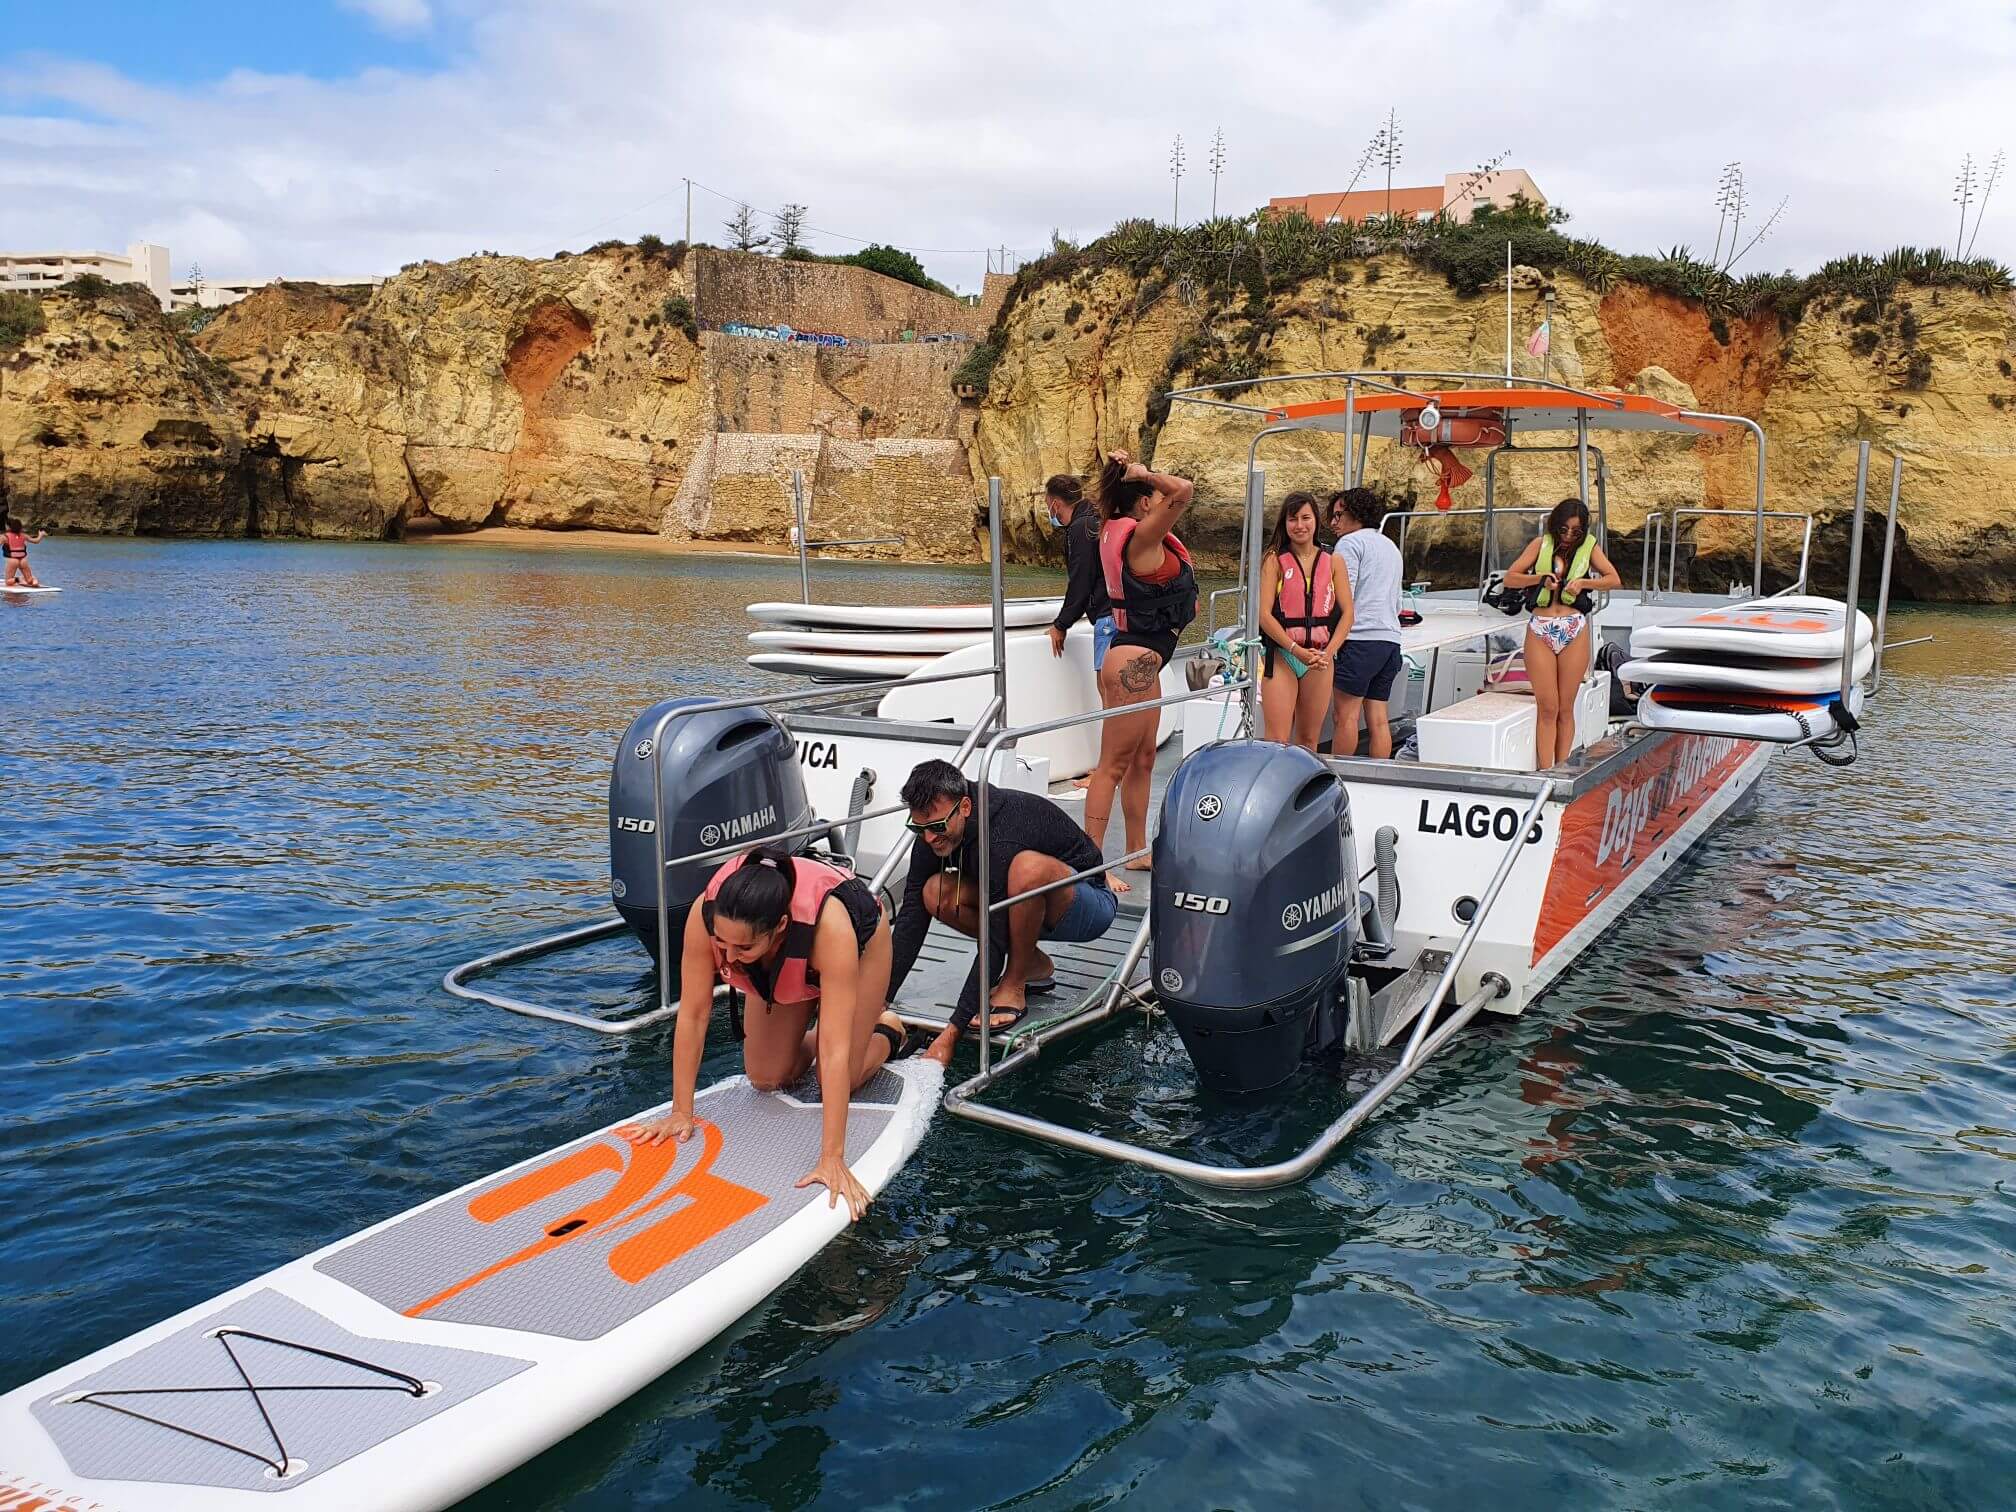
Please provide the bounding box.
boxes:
[3,0,2011,294]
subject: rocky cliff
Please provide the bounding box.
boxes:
[973,255,2016,598]
[0,246,983,554]
[5,241,2015,599]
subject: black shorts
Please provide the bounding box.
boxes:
[828,877,882,952]
[1333,639,1403,700]
[1109,631,1178,667]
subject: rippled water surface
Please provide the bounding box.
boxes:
[5,536,2013,1511]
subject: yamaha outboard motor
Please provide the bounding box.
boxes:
[608,698,812,958]
[1151,742,1356,1093]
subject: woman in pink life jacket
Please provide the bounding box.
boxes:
[620,844,916,1221]
[1257,491,1350,749]
[1089,449,1197,891]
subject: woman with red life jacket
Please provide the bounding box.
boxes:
[1502,497,1623,769]
[1088,448,1197,891]
[1257,491,1350,750]
[620,844,916,1221]
[3,517,47,589]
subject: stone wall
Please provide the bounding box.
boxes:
[705,334,969,440]
[691,248,977,342]
[666,432,977,560]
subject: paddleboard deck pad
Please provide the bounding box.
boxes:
[1631,595,1872,661]
[0,1060,941,1511]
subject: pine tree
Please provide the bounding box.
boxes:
[725,204,770,253]
[772,203,808,256]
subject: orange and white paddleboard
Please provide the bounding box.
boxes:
[0,1062,941,1512]
[1630,595,1873,662]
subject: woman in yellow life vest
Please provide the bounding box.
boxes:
[1257,491,1350,749]
[1504,497,1622,769]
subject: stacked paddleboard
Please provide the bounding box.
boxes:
[1623,595,1872,743]
[746,597,1062,682]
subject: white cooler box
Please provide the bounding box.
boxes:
[1416,673,1610,771]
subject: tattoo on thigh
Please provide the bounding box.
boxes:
[1118,654,1160,694]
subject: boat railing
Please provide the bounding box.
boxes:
[941,777,1554,1189]
[789,466,904,602]
[1624,443,1905,756]
[444,478,1019,1035]
[1642,508,1815,601]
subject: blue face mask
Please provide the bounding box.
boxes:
[1047,504,1066,529]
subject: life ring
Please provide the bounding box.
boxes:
[1399,409,1507,510]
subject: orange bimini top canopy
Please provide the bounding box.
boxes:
[1258,387,1728,438]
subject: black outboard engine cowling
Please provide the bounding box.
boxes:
[608,698,812,958]
[1151,741,1356,1093]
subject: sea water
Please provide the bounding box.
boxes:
[4,536,2013,1509]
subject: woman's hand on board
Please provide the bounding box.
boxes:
[798,1152,871,1222]
[619,1109,698,1146]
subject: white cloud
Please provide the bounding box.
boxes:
[338,0,435,35]
[1,0,2012,293]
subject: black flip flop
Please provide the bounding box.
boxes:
[965,1002,1030,1036]
[873,1021,925,1061]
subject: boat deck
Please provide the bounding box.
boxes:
[891,911,1148,1043]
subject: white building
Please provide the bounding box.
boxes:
[0,243,172,305]
[0,241,383,312]
[168,274,385,311]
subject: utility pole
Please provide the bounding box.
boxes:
[1170,133,1186,227]
[684,178,692,246]
[1208,128,1226,218]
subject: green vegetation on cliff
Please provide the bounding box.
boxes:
[1001,201,2014,336]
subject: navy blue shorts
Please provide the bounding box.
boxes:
[1044,879,1119,943]
[1333,639,1403,700]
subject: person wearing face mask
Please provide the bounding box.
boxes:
[1043,474,1114,673]
[619,844,917,1222]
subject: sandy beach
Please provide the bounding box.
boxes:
[404,525,794,558]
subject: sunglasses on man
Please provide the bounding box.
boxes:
[904,811,957,836]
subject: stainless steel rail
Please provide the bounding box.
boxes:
[445,478,1014,1035]
[790,466,904,600]
[1656,509,1813,598]
[970,679,1253,1076]
[1676,411,1768,596]
[942,733,1551,1188]
[1871,456,1903,693]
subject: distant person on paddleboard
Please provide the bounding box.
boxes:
[1089,449,1197,890]
[622,845,917,1221]
[3,518,47,589]
[887,758,1118,1051]
[1503,497,1622,769]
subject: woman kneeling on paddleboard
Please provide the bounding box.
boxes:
[623,845,914,1220]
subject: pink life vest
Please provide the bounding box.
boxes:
[1099,516,1197,636]
[1274,549,1339,649]
[700,853,852,1007]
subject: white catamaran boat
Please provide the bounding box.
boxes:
[446,369,1906,1181]
[3,372,1910,1512]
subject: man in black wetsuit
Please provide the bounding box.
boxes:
[887,759,1118,1064]
[1042,474,1114,672]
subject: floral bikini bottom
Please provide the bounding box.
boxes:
[1527,612,1587,655]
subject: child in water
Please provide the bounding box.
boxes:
[3,518,47,588]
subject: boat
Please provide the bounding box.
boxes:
[443,371,1908,1182]
[6,374,1908,1508]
